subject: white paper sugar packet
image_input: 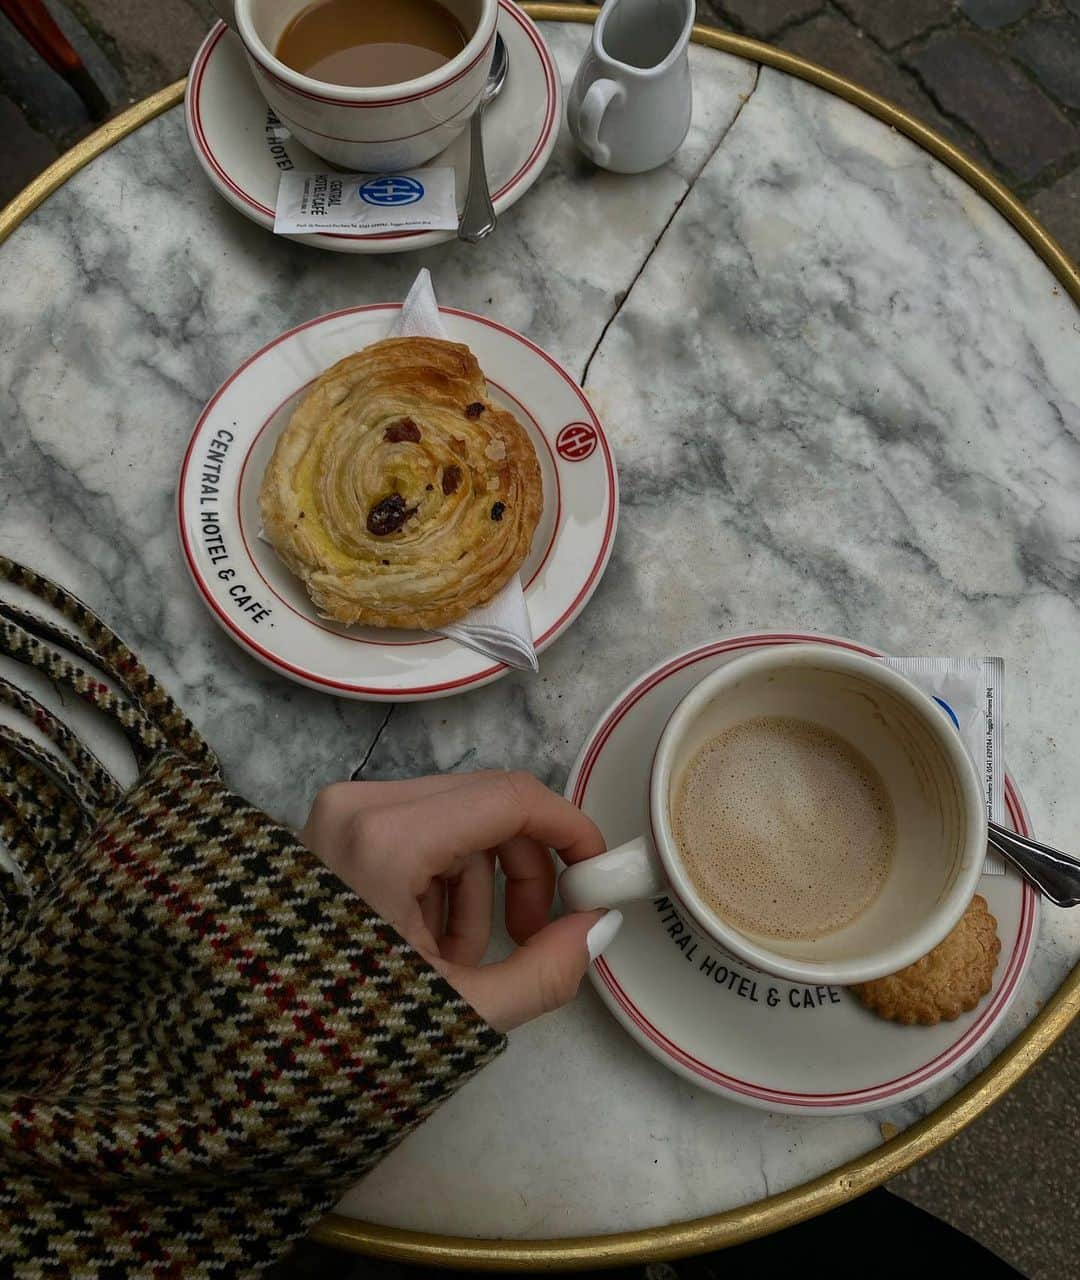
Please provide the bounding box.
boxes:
[274,169,458,235]
[391,269,538,672]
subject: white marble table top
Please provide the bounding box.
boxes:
[1,17,1078,1245]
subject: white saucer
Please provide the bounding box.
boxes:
[177,305,616,700]
[567,633,1039,1115]
[184,4,560,254]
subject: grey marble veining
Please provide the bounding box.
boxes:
[0,24,753,828]
[0,21,1076,1242]
[346,63,1080,1235]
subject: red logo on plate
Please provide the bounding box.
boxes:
[556,422,598,462]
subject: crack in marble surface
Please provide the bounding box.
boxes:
[351,707,395,782]
[579,64,763,388]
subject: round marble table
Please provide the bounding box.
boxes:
[1,4,1078,1266]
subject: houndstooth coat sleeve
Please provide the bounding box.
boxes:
[0,557,506,1277]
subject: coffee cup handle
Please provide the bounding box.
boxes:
[576,78,623,168]
[559,836,665,911]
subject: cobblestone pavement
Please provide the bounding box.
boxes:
[1,2,1078,1278]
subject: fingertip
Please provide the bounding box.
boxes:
[532,907,617,967]
[585,908,623,962]
[500,834,558,944]
[557,808,608,865]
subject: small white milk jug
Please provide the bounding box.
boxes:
[568,0,694,174]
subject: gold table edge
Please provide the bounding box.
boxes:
[0,80,185,245]
[0,2,1076,1264]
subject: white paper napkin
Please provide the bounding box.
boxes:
[390,269,538,672]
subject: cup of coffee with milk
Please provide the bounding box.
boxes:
[213,0,497,170]
[560,646,987,985]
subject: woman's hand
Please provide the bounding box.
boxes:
[298,770,622,1032]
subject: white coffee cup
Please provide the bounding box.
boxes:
[567,0,694,174]
[560,645,987,985]
[213,0,497,171]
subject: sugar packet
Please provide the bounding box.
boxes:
[884,657,1005,874]
[274,168,458,235]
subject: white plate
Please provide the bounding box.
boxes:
[567,633,1039,1115]
[183,3,560,254]
[177,305,617,700]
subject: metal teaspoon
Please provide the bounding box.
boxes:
[458,33,509,244]
[988,821,1080,907]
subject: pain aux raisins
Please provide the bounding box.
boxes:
[442,464,463,495]
[491,501,506,521]
[464,402,485,418]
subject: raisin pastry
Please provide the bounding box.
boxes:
[259,336,543,629]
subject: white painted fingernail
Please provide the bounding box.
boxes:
[586,910,623,962]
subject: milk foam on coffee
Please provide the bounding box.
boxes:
[672,716,895,940]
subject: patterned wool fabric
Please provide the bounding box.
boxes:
[0,557,506,1276]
